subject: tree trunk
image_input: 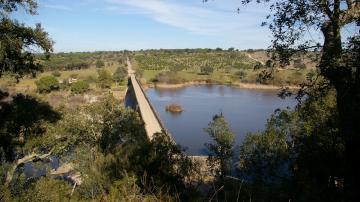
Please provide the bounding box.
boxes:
[321,20,360,200]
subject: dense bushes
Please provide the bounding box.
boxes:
[97,69,112,89]
[112,66,127,84]
[155,71,186,84]
[71,80,90,94]
[35,76,59,93]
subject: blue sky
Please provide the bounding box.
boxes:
[16,0,274,52]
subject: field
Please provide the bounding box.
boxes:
[0,49,314,109]
[132,49,314,87]
[0,52,128,108]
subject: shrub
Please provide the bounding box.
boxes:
[51,70,61,77]
[97,69,112,89]
[155,71,185,84]
[71,81,90,94]
[113,66,127,84]
[35,76,59,93]
[200,66,214,75]
[95,60,105,68]
[235,70,247,80]
[293,59,307,69]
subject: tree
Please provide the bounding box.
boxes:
[233,0,360,199]
[95,60,105,68]
[205,114,235,178]
[97,69,112,89]
[35,75,59,93]
[0,0,53,80]
[200,66,214,75]
[112,66,127,84]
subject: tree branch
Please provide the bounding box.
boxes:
[346,0,354,9]
[5,149,54,186]
[319,0,333,20]
[340,2,360,25]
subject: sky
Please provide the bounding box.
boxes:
[15,0,274,52]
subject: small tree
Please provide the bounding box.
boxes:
[112,66,127,84]
[35,76,59,93]
[71,80,90,94]
[95,60,105,68]
[236,70,247,80]
[200,66,214,75]
[205,113,235,178]
[97,69,112,89]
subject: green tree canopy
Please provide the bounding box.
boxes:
[205,113,235,178]
[112,65,127,84]
[0,0,53,79]
[35,75,59,93]
[95,60,105,68]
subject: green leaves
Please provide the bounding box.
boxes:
[0,1,53,79]
[205,113,235,177]
[35,75,59,93]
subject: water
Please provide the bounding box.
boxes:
[146,85,296,155]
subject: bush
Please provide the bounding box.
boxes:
[155,71,185,84]
[71,81,90,94]
[113,66,127,84]
[95,60,105,68]
[97,69,112,89]
[200,66,214,75]
[235,70,247,80]
[51,70,61,77]
[35,76,59,93]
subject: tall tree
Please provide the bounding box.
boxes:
[205,113,235,178]
[227,0,360,199]
[0,0,53,80]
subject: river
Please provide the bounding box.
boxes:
[146,85,296,155]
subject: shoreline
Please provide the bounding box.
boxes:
[151,81,300,90]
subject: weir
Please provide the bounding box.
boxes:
[125,59,166,140]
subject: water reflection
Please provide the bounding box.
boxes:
[146,85,296,155]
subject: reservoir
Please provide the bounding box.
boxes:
[146,85,296,155]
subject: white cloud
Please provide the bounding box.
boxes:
[104,0,265,36]
[41,3,72,11]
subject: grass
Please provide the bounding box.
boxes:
[139,68,310,87]
[142,70,162,81]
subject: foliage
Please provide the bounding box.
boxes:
[238,90,344,201]
[155,71,186,84]
[0,92,61,161]
[95,60,105,68]
[237,0,360,199]
[293,58,306,69]
[16,178,73,202]
[205,113,235,178]
[0,0,53,79]
[97,69,112,89]
[35,75,59,93]
[235,70,247,80]
[71,80,89,94]
[200,66,214,75]
[134,49,256,72]
[112,65,127,84]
